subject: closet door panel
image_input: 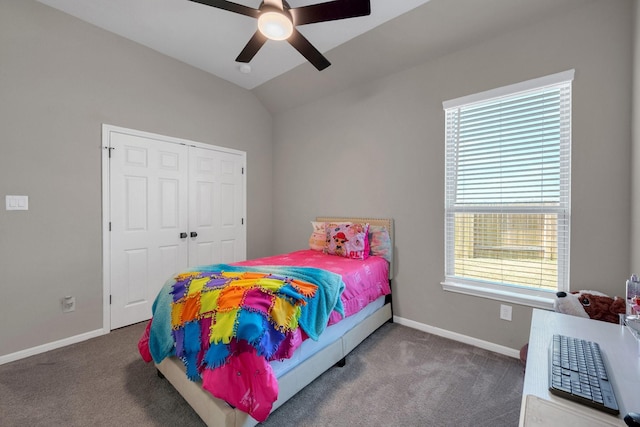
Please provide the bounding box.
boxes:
[109,132,189,329]
[188,147,245,267]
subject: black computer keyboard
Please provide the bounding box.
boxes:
[548,334,619,415]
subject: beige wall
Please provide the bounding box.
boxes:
[271,0,634,350]
[0,1,273,357]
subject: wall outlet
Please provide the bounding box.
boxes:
[62,296,76,313]
[500,304,512,321]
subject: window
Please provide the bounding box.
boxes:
[442,70,573,308]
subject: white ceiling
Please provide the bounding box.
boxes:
[36,0,431,90]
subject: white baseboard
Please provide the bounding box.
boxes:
[393,315,521,359]
[0,328,108,366]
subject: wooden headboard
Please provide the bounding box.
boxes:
[316,217,394,279]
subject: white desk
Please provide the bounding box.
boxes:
[519,309,640,426]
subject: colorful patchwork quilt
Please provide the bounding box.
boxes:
[141,264,345,422]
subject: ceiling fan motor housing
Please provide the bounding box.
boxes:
[258,4,294,40]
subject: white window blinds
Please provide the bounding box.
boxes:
[444,71,573,294]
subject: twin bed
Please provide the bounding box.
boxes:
[140,217,394,426]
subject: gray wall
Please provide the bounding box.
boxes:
[1,0,634,360]
[632,1,640,274]
[271,0,634,350]
[0,1,273,357]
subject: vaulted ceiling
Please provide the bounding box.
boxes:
[36,0,591,114]
[36,0,431,89]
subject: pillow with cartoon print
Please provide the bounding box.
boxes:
[324,222,370,260]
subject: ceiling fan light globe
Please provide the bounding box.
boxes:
[258,12,293,41]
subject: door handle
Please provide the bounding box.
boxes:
[190,231,198,238]
[180,232,187,239]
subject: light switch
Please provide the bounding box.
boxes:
[6,195,28,211]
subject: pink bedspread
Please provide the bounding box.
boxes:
[234,249,391,325]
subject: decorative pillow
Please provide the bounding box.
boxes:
[324,222,370,260]
[368,225,392,263]
[309,221,326,251]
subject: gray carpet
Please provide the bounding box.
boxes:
[0,322,523,427]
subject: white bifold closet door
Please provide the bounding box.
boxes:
[107,129,245,329]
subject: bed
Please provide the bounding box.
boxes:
[140,217,394,427]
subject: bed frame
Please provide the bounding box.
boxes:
[155,217,394,427]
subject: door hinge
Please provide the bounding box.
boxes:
[109,295,112,305]
[105,146,115,158]
[242,218,244,225]
[242,167,244,175]
[109,222,111,231]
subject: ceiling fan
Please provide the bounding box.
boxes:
[188,0,371,71]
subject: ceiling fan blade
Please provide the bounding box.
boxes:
[188,0,259,18]
[236,30,268,63]
[291,0,370,26]
[287,29,331,71]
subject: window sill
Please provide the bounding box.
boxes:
[441,280,555,310]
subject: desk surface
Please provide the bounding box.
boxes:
[520,309,640,426]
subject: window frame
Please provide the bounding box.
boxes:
[441,70,574,309]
